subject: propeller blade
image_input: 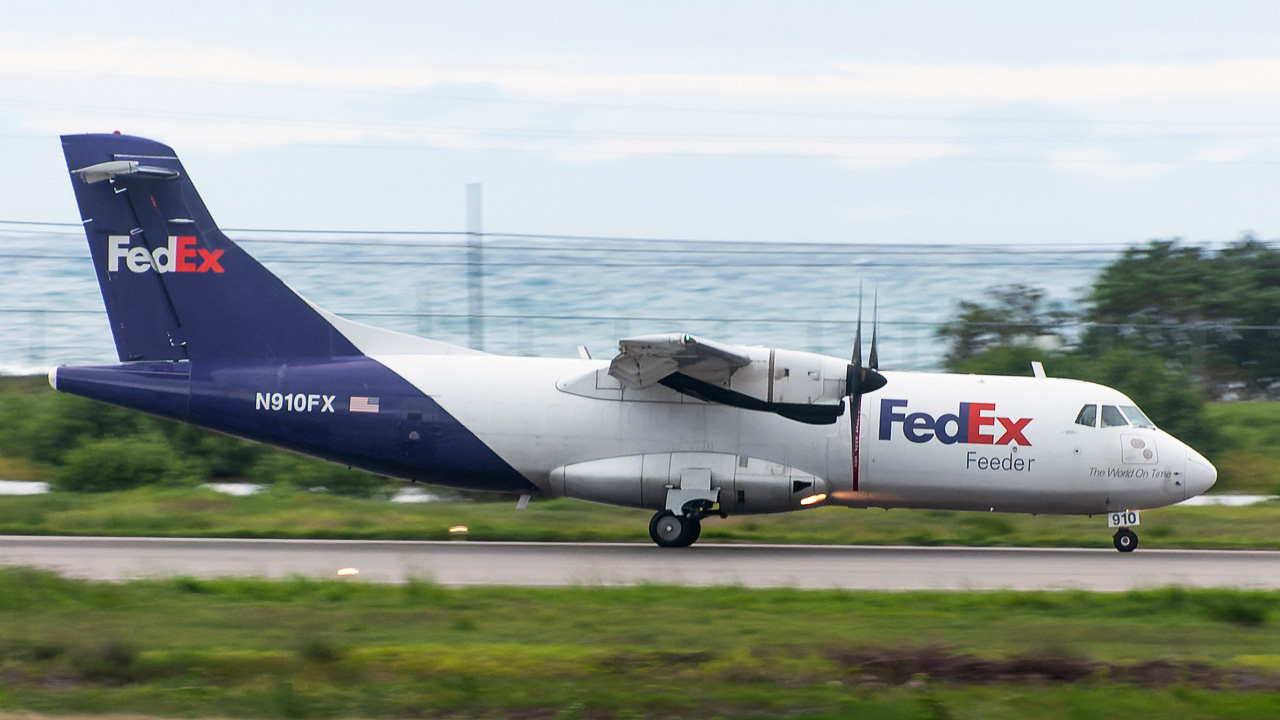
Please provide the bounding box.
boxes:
[847,287,886,399]
[852,285,863,368]
[847,287,863,398]
[868,290,879,371]
[849,287,886,494]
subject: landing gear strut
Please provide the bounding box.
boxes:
[1113,527,1138,553]
[649,510,702,548]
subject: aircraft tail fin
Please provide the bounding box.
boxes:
[61,133,365,362]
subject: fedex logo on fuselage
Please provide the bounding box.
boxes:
[878,398,1032,446]
[107,235,224,274]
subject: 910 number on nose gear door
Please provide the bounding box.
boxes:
[1107,510,1141,528]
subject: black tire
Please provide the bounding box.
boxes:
[1113,528,1139,553]
[649,511,701,548]
[685,517,702,545]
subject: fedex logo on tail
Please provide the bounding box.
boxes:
[879,398,1032,446]
[107,236,224,274]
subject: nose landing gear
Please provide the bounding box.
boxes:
[1112,527,1139,553]
[1108,510,1140,553]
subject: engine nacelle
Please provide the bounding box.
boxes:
[656,347,850,424]
[549,452,829,515]
[557,344,856,424]
[727,347,849,406]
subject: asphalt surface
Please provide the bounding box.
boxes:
[4,536,1280,590]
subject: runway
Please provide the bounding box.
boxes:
[4,536,1280,591]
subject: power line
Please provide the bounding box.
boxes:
[6,124,1280,166]
[0,253,1118,269]
[3,219,1267,255]
[5,307,1279,332]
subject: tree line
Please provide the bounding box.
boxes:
[938,235,1280,454]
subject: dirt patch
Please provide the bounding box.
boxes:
[826,647,1280,690]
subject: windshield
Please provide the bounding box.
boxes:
[1120,405,1155,428]
[1100,405,1128,428]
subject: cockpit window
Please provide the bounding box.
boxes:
[1074,404,1097,427]
[1100,405,1128,428]
[1120,405,1155,428]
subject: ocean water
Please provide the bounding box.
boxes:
[0,226,1115,375]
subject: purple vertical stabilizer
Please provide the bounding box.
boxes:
[61,134,361,362]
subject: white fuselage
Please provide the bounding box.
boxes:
[374,353,1214,516]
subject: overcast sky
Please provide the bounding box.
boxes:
[2,1,1278,245]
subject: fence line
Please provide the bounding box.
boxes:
[4,307,1276,332]
[3,223,1273,379]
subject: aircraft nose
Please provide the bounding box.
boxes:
[1184,447,1217,499]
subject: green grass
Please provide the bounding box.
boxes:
[0,375,54,393]
[3,569,1280,718]
[3,373,1280,549]
[6,486,1280,549]
[0,455,51,481]
[1207,402,1280,494]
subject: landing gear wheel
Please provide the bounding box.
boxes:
[649,511,701,548]
[685,517,702,545]
[1113,527,1139,553]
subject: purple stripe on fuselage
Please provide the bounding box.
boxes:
[54,356,535,494]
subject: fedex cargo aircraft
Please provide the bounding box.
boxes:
[51,133,1216,552]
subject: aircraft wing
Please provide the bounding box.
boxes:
[608,333,752,388]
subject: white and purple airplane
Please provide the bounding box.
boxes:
[50,133,1216,551]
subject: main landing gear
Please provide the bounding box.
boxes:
[649,499,716,548]
[649,510,701,548]
[1113,527,1139,553]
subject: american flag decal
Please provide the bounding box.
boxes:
[349,396,380,413]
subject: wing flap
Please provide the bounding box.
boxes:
[608,333,751,388]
